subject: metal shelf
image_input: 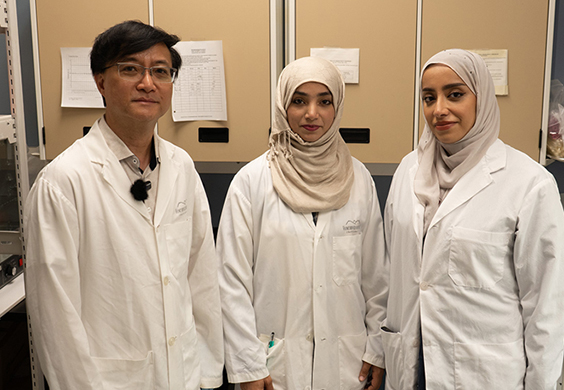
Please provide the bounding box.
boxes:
[0,0,38,387]
[0,273,23,317]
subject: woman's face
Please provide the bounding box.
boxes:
[421,64,477,144]
[286,82,335,142]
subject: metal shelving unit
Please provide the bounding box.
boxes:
[0,0,40,388]
[0,0,28,315]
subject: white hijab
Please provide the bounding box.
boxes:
[414,49,500,233]
[267,56,354,213]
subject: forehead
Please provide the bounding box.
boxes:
[119,43,172,65]
[421,64,468,88]
[293,81,331,95]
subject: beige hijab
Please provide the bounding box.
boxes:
[267,56,353,213]
[414,49,500,233]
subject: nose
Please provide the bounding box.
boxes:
[433,96,449,118]
[304,103,319,120]
[137,69,156,92]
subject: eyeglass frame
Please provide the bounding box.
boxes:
[103,62,178,83]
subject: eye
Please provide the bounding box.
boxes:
[153,67,171,76]
[449,91,465,99]
[422,95,435,104]
[120,64,140,74]
[292,97,305,105]
[321,99,333,106]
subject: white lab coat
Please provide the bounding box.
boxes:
[217,153,387,390]
[24,118,224,390]
[382,139,564,389]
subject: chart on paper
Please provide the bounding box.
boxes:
[172,41,227,122]
[60,47,104,108]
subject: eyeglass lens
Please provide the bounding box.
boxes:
[117,63,175,83]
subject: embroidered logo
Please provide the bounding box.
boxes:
[175,201,187,214]
[343,220,361,235]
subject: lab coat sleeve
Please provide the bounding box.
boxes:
[360,173,388,369]
[513,177,564,389]
[24,177,105,390]
[187,176,224,389]
[217,175,270,384]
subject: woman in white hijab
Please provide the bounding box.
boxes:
[382,48,564,389]
[217,56,387,390]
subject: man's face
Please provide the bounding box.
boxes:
[94,43,173,130]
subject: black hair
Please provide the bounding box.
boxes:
[90,20,182,75]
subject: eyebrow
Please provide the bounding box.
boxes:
[120,57,170,66]
[422,83,467,92]
[293,90,332,97]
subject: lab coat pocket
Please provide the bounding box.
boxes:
[92,351,154,390]
[454,339,525,390]
[333,234,362,286]
[259,333,286,388]
[164,218,193,279]
[448,226,512,289]
[380,322,403,390]
[338,331,367,390]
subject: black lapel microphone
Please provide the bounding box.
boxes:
[130,179,152,201]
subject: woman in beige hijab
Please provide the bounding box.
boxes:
[217,56,387,390]
[382,49,564,389]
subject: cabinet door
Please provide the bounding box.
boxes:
[35,0,149,159]
[296,0,418,164]
[421,0,550,160]
[155,0,271,162]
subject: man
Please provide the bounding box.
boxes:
[24,20,223,390]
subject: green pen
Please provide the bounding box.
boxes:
[268,332,275,348]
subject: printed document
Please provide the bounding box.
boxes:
[61,47,103,108]
[172,41,227,122]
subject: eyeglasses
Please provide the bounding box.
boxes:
[105,62,177,83]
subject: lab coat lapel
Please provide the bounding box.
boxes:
[86,121,151,221]
[101,156,151,220]
[153,138,180,227]
[409,163,425,241]
[429,140,506,229]
[315,212,329,237]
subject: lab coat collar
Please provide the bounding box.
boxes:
[429,139,506,229]
[85,120,151,221]
[84,118,179,225]
[410,139,506,236]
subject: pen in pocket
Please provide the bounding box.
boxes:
[268,332,275,348]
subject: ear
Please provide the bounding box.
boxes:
[94,73,106,98]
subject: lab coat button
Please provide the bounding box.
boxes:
[164,276,170,285]
[168,337,176,346]
[306,334,313,341]
[420,281,429,290]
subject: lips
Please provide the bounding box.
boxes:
[134,98,158,104]
[302,125,320,131]
[434,121,456,131]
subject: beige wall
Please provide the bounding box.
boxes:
[421,0,549,160]
[35,1,550,162]
[35,0,148,159]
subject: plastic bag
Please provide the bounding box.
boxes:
[547,80,564,159]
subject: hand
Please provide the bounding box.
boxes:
[240,376,274,390]
[359,362,385,390]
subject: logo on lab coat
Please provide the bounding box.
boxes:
[175,201,187,214]
[343,220,361,235]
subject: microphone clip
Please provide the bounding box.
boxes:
[130,179,152,201]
